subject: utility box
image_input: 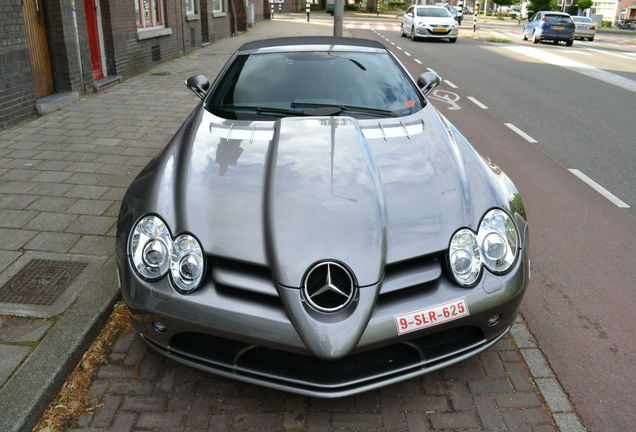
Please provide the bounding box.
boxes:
[590,14,602,29]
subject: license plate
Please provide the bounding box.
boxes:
[434,28,447,33]
[554,25,565,30]
[394,297,469,335]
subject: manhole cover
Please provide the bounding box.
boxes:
[0,260,88,306]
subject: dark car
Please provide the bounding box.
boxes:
[523,11,575,45]
[116,37,529,397]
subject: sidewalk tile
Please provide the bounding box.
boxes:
[0,209,38,228]
[25,232,80,252]
[25,212,77,231]
[535,378,572,412]
[66,199,113,215]
[0,228,38,250]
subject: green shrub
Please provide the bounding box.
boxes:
[602,20,611,28]
[344,3,360,10]
[387,1,410,10]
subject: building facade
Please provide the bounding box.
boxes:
[1,0,267,130]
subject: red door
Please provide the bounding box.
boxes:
[84,0,103,80]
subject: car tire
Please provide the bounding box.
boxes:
[401,24,406,37]
[566,39,573,46]
[411,26,417,41]
[449,37,457,43]
[532,31,539,44]
[522,30,528,41]
[588,36,594,41]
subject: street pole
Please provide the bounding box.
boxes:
[306,0,310,22]
[270,0,274,18]
[473,2,478,32]
[334,0,344,37]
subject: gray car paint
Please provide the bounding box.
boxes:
[116,40,528,393]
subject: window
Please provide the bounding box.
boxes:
[212,0,223,13]
[135,0,164,28]
[185,0,198,15]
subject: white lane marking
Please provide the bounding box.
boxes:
[467,96,488,109]
[393,26,400,31]
[445,80,458,88]
[426,67,437,74]
[564,49,593,56]
[390,41,396,46]
[405,51,412,56]
[568,169,631,208]
[397,46,403,51]
[377,25,387,30]
[625,52,636,57]
[429,90,462,110]
[585,47,632,60]
[489,31,508,39]
[504,45,636,93]
[361,24,371,29]
[505,123,537,143]
[414,59,422,64]
[346,24,354,28]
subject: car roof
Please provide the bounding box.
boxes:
[541,11,570,16]
[238,37,386,53]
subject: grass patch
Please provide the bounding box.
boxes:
[33,302,133,432]
[484,37,510,43]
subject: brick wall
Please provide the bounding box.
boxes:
[101,0,206,79]
[0,1,37,129]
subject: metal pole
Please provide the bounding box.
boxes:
[278,2,281,14]
[473,2,478,32]
[270,0,274,18]
[306,0,310,22]
[70,0,85,93]
[334,0,344,36]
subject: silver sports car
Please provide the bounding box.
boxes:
[116,37,529,397]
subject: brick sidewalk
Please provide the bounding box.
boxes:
[74,329,557,432]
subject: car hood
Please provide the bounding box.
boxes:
[417,17,455,26]
[118,104,525,359]
[121,105,521,289]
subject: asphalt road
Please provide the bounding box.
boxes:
[347,25,636,432]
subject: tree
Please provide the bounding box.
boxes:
[528,0,557,14]
[577,0,593,11]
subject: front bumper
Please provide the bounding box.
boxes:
[119,249,528,397]
[416,26,459,39]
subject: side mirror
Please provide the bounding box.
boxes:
[417,72,441,97]
[185,75,210,100]
[407,12,413,17]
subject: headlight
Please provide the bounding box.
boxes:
[448,209,520,286]
[478,209,518,273]
[130,215,173,280]
[170,234,204,292]
[449,228,482,286]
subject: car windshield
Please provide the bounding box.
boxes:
[208,51,425,120]
[571,16,592,23]
[417,7,451,18]
[545,15,572,23]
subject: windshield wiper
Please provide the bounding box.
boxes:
[290,102,395,117]
[216,105,345,117]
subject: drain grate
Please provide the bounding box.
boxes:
[0,260,88,306]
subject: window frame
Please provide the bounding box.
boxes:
[212,0,224,14]
[135,0,165,29]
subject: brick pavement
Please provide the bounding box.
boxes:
[0,17,583,432]
[73,329,558,432]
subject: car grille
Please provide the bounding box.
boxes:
[426,28,451,35]
[165,326,485,392]
[210,254,443,298]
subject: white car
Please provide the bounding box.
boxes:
[401,5,459,43]
[571,16,596,41]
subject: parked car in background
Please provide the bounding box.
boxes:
[446,5,463,25]
[402,5,459,43]
[116,36,528,397]
[523,11,575,46]
[571,16,596,41]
